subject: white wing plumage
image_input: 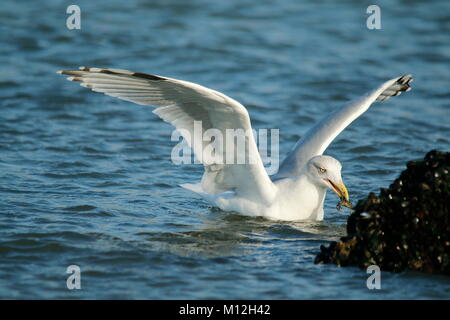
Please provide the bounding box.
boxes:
[276,75,413,178]
[58,67,276,204]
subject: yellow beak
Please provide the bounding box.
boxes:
[326,179,349,201]
[338,181,349,201]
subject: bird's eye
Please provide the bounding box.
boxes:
[318,167,326,174]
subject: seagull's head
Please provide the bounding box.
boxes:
[306,155,349,202]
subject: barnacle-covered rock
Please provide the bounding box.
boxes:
[315,150,450,274]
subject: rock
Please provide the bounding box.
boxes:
[315,150,450,274]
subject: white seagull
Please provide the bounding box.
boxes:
[58,67,412,221]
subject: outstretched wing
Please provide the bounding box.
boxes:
[58,67,276,204]
[275,75,413,178]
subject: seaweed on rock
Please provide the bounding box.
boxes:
[315,150,450,274]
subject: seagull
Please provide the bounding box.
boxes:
[58,67,412,220]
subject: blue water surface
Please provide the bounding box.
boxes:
[0,0,449,299]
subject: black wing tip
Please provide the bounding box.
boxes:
[397,74,413,92]
[376,74,413,102]
[75,66,166,81]
[57,70,75,76]
[398,74,413,85]
[132,72,166,81]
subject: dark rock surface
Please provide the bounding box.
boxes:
[315,150,450,274]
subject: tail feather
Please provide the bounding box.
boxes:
[180,183,221,205]
[180,183,204,194]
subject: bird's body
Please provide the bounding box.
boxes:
[58,67,412,221]
[184,172,326,220]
